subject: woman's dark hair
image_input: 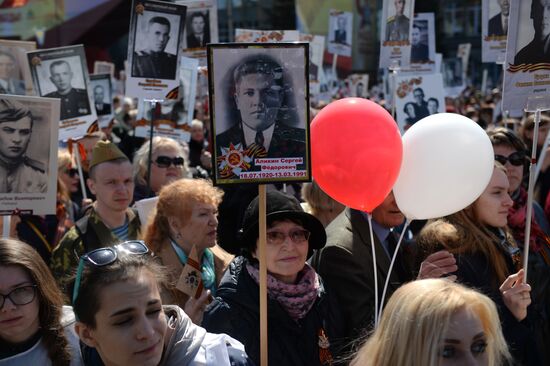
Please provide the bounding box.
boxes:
[68,250,167,327]
[0,239,71,366]
[487,127,528,154]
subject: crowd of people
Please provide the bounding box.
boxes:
[1,70,550,366]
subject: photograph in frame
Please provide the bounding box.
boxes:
[348,74,369,98]
[208,43,311,185]
[379,0,415,68]
[0,40,36,96]
[482,0,508,63]
[126,0,187,100]
[502,0,550,113]
[327,9,353,57]
[0,95,60,215]
[179,0,219,52]
[90,73,114,129]
[27,45,98,141]
[400,13,436,75]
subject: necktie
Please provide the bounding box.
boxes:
[255,130,265,148]
[503,16,508,34]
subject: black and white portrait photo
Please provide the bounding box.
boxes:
[488,0,510,37]
[186,11,210,48]
[411,20,429,63]
[482,0,509,62]
[327,9,353,57]
[0,40,36,96]
[90,73,113,128]
[379,0,415,68]
[0,95,60,215]
[385,0,412,42]
[514,0,550,65]
[208,43,311,185]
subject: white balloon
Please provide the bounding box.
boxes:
[393,113,494,220]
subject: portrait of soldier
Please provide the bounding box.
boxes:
[0,50,25,95]
[0,98,48,193]
[514,0,550,65]
[186,12,210,48]
[411,24,429,63]
[44,60,90,120]
[93,84,111,116]
[333,15,348,44]
[133,16,177,79]
[216,55,306,171]
[386,0,410,41]
[488,0,510,36]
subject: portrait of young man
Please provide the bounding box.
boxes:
[386,0,410,41]
[93,84,111,116]
[187,11,210,48]
[411,24,429,63]
[514,0,550,65]
[133,15,177,79]
[333,15,347,44]
[0,50,25,95]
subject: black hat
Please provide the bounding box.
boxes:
[239,190,326,255]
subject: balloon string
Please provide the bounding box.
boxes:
[366,213,379,328]
[377,218,411,322]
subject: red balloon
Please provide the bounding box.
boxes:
[311,98,403,212]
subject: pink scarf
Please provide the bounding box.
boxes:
[246,262,320,321]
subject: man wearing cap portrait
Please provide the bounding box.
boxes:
[0,98,48,193]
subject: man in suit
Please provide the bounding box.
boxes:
[44,60,90,120]
[93,85,111,116]
[488,0,509,37]
[410,24,429,63]
[186,12,210,48]
[216,56,306,176]
[0,50,25,95]
[133,16,177,79]
[413,87,429,120]
[385,0,410,41]
[311,192,457,345]
[514,0,550,65]
[333,15,347,44]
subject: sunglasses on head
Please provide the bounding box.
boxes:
[494,152,525,167]
[64,168,79,177]
[72,240,150,306]
[154,155,184,168]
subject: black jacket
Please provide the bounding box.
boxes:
[202,257,344,366]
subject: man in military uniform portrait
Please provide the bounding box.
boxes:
[0,50,25,95]
[411,24,430,63]
[333,15,348,44]
[514,0,550,65]
[0,98,47,193]
[186,12,210,48]
[44,60,90,120]
[93,84,111,116]
[385,0,410,41]
[216,55,306,172]
[133,16,177,79]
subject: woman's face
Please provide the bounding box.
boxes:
[255,220,309,284]
[150,146,184,194]
[59,164,79,193]
[76,269,167,366]
[0,265,40,344]
[493,144,524,193]
[175,201,218,252]
[473,168,514,228]
[439,308,489,366]
[406,103,416,118]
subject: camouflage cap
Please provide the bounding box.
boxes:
[0,98,32,123]
[89,140,128,169]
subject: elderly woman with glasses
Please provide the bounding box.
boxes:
[203,190,343,366]
[132,136,190,202]
[69,240,251,366]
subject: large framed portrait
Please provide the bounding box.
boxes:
[502,0,550,114]
[90,73,114,128]
[208,42,311,185]
[0,95,60,215]
[327,9,353,57]
[379,0,415,68]
[26,45,97,141]
[482,0,508,62]
[0,40,36,96]
[126,0,187,100]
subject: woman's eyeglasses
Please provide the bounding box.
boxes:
[494,152,525,167]
[0,285,37,308]
[72,241,150,305]
[154,156,184,168]
[266,229,310,245]
[64,168,79,177]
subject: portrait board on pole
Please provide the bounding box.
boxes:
[126,0,187,100]
[348,74,369,98]
[443,58,466,97]
[327,9,353,57]
[400,13,436,75]
[90,73,114,129]
[27,45,97,141]
[0,95,60,215]
[379,0,415,68]
[178,0,218,60]
[482,0,509,63]
[0,40,36,96]
[502,0,550,113]
[208,43,311,185]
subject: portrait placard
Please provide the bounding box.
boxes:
[395,73,445,132]
[178,0,218,60]
[327,9,353,57]
[90,73,114,129]
[234,29,300,43]
[400,13,436,75]
[126,0,187,100]
[482,0,508,63]
[0,40,36,96]
[0,95,60,215]
[27,45,97,141]
[443,58,466,97]
[348,74,369,98]
[379,0,415,68]
[502,0,550,113]
[299,33,325,95]
[93,61,115,79]
[208,43,311,185]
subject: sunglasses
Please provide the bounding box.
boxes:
[64,168,79,177]
[494,152,525,166]
[72,241,150,306]
[0,285,37,308]
[154,155,184,168]
[266,229,311,246]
